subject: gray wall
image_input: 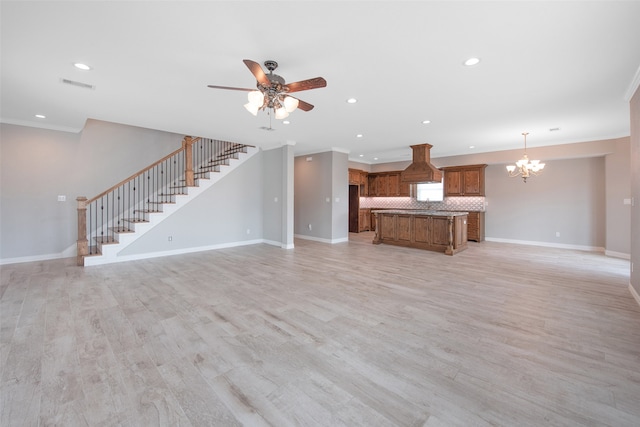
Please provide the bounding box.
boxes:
[485,157,605,248]
[294,150,348,243]
[630,87,639,298]
[262,145,295,248]
[262,148,284,245]
[0,120,181,260]
[331,151,349,242]
[119,152,264,256]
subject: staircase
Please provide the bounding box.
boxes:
[77,137,258,266]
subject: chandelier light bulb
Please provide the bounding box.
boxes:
[506,132,545,183]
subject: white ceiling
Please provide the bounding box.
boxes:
[2,1,640,163]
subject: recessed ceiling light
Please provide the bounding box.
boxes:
[283,120,290,125]
[35,114,46,119]
[359,154,364,157]
[356,134,363,138]
[374,157,379,161]
[422,120,431,124]
[346,98,357,104]
[463,57,481,66]
[469,145,475,149]
[73,63,92,71]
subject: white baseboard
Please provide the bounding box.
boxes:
[0,251,73,265]
[630,284,640,309]
[262,239,294,249]
[485,237,604,253]
[294,234,349,244]
[605,250,631,260]
[1,238,292,266]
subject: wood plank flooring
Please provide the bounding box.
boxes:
[1,233,639,426]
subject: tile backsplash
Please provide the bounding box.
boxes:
[360,196,486,212]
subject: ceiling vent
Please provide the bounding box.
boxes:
[61,78,95,90]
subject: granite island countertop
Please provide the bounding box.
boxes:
[371,209,468,216]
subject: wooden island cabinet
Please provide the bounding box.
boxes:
[373,210,468,255]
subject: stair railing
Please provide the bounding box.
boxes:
[76,136,250,265]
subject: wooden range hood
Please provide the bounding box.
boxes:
[400,143,443,183]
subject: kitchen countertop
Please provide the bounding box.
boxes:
[371,209,468,216]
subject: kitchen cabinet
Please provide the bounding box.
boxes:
[349,168,368,197]
[348,168,360,185]
[367,171,410,197]
[442,164,487,197]
[359,209,371,232]
[466,211,484,242]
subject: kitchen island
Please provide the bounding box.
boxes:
[372,210,468,255]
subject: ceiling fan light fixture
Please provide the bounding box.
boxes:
[247,90,264,107]
[275,107,289,120]
[244,102,260,116]
[283,96,299,113]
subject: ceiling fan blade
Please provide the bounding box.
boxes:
[295,98,314,111]
[207,85,254,92]
[243,59,270,86]
[285,77,327,93]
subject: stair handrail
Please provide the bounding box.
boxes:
[84,136,200,205]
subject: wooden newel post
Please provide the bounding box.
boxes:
[445,216,454,256]
[76,196,88,266]
[372,212,381,244]
[183,136,195,187]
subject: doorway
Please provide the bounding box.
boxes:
[349,185,359,233]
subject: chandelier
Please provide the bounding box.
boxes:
[506,132,545,183]
[243,76,299,120]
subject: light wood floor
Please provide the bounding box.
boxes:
[1,233,639,426]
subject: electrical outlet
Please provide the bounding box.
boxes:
[555,232,560,237]
[308,224,312,230]
[246,229,251,234]
[57,195,66,202]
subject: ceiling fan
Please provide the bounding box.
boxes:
[208,59,327,120]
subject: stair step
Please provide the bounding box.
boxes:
[134,209,162,214]
[109,227,134,233]
[212,154,238,161]
[94,236,117,245]
[201,164,223,170]
[159,192,187,196]
[146,201,176,205]
[206,159,229,166]
[122,218,150,223]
